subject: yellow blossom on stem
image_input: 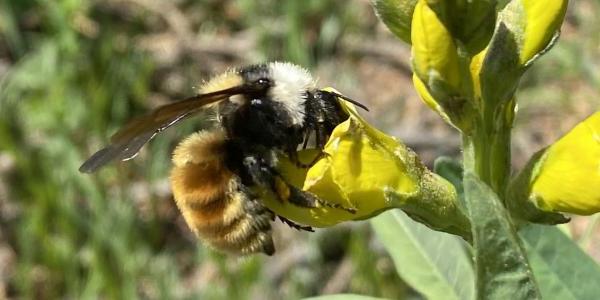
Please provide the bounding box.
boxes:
[530,112,600,215]
[261,89,471,239]
[510,112,600,218]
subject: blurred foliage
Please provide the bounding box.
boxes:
[0,0,599,299]
[0,0,397,299]
[237,0,367,66]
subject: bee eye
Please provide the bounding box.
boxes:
[255,78,271,89]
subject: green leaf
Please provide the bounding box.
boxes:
[520,225,600,299]
[371,210,475,300]
[464,172,540,299]
[371,0,417,44]
[304,294,387,300]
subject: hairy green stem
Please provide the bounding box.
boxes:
[463,106,512,197]
[463,100,541,299]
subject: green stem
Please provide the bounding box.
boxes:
[462,104,542,299]
[463,107,512,198]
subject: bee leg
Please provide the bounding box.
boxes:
[242,191,276,223]
[277,216,314,232]
[315,121,333,150]
[314,125,323,149]
[242,154,273,187]
[288,133,324,169]
[301,130,311,150]
[287,150,306,169]
[288,150,323,169]
[243,152,356,214]
[273,174,357,214]
[304,151,324,167]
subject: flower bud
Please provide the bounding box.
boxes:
[425,0,497,55]
[474,0,567,112]
[371,0,418,44]
[509,112,600,218]
[264,89,471,238]
[411,0,461,91]
[494,0,568,67]
[411,1,477,131]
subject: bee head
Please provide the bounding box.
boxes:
[240,62,315,126]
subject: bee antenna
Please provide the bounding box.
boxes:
[327,91,369,111]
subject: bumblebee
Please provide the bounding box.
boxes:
[80,62,367,255]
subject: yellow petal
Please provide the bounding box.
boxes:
[261,149,355,227]
[412,74,452,125]
[469,48,487,100]
[531,112,600,215]
[411,0,461,90]
[520,0,568,64]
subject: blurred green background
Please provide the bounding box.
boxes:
[0,0,598,299]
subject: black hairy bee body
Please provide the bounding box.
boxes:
[80,62,368,255]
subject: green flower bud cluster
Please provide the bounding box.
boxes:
[375,0,567,133]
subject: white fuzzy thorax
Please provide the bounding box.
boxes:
[268,62,315,125]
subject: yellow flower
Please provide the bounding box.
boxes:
[528,112,600,215]
[262,89,470,238]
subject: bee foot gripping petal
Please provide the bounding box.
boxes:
[278,216,314,232]
[315,198,357,214]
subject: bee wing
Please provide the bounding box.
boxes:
[79,86,245,173]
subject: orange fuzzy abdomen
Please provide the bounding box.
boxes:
[170,131,274,255]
